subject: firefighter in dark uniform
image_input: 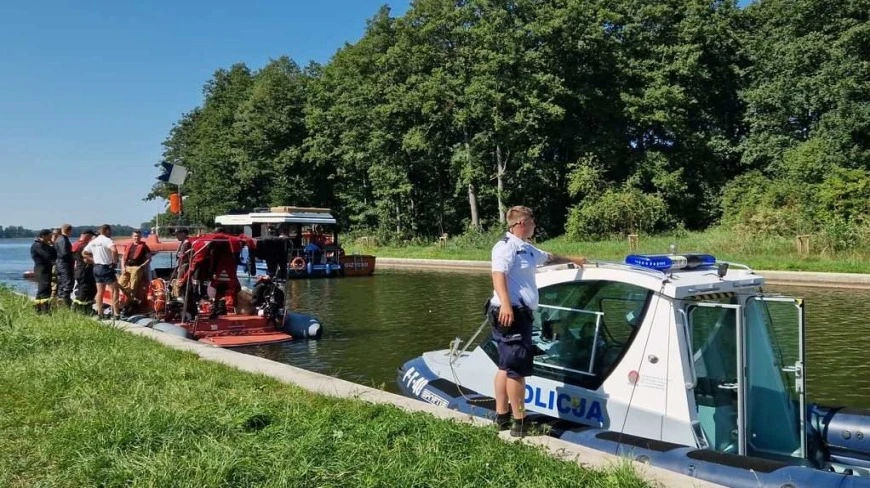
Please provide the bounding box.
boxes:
[31,229,57,313]
[72,229,96,314]
[54,223,75,307]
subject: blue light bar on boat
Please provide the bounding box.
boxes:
[625,254,716,272]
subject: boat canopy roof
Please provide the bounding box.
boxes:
[535,260,765,300]
[215,207,337,226]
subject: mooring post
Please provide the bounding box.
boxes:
[796,235,810,256]
[628,234,639,252]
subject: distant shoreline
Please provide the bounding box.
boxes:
[0,224,139,240]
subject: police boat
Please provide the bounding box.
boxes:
[397,254,870,487]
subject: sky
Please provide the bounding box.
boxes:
[0,0,411,229]
[0,1,753,230]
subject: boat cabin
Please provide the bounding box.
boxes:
[522,256,806,460]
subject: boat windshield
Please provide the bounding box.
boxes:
[530,280,651,389]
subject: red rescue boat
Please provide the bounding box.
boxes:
[107,232,322,347]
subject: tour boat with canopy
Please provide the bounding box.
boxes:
[397,253,870,487]
[214,207,376,279]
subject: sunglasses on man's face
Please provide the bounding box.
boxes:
[510,219,535,228]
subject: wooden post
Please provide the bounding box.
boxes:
[796,235,810,256]
[628,234,639,252]
[438,233,449,248]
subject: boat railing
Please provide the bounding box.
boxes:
[450,316,490,364]
[583,260,671,281]
[718,260,756,273]
[559,259,756,279]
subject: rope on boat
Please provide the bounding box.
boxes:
[448,317,495,405]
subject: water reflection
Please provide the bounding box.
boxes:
[236,269,493,391]
[776,286,870,408]
[239,272,870,409]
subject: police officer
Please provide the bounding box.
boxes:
[54,223,74,307]
[489,206,585,437]
[31,229,57,313]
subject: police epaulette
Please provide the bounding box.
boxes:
[500,236,509,243]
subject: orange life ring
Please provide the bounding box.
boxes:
[290,256,306,272]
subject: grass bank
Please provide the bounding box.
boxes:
[0,289,650,488]
[349,227,870,274]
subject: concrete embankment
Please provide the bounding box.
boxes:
[377,257,870,289]
[107,318,723,488]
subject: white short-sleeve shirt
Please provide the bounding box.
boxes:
[490,232,549,310]
[83,235,116,265]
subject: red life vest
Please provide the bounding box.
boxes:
[71,240,87,254]
[125,243,149,266]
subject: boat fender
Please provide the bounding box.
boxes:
[281,311,323,339]
[815,406,870,467]
[152,321,191,339]
[134,317,157,327]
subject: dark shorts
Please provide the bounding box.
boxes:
[489,305,535,378]
[93,264,117,284]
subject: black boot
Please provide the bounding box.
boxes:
[34,300,51,314]
[494,412,511,431]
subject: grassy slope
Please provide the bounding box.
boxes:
[349,228,870,273]
[0,290,650,488]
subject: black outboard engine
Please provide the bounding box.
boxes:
[251,277,285,322]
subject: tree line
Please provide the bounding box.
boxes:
[149,0,870,248]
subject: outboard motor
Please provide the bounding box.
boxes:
[251,277,285,322]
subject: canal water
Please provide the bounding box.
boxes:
[3,238,869,408]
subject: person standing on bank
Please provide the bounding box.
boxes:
[83,224,120,319]
[490,206,586,437]
[31,229,57,313]
[118,230,153,309]
[173,227,192,297]
[71,229,96,313]
[54,223,75,307]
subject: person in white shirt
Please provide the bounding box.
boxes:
[83,224,120,319]
[489,205,586,437]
